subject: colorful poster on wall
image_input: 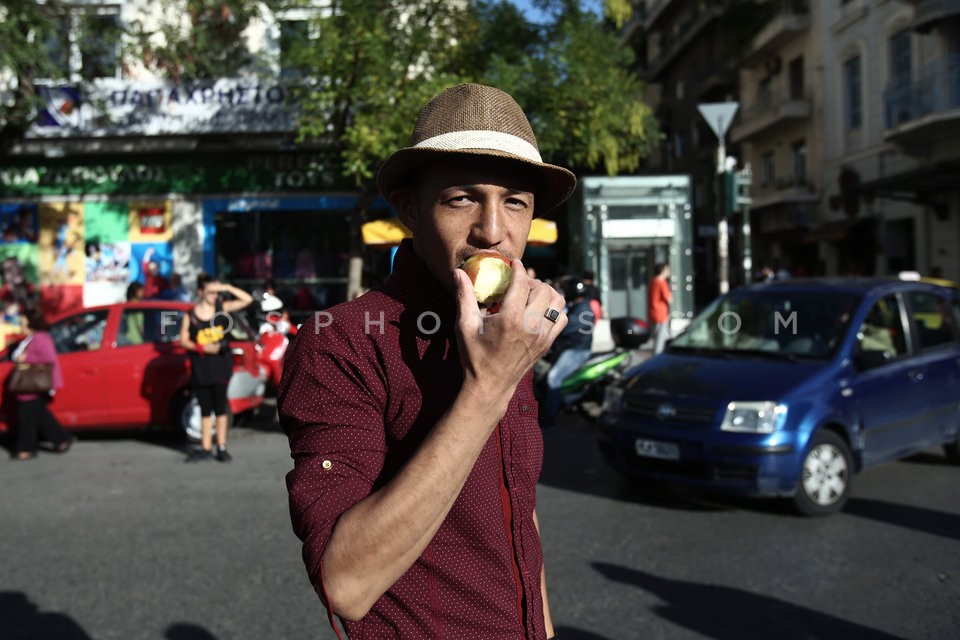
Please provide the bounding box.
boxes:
[85,241,131,283]
[0,244,39,286]
[130,242,173,295]
[0,246,39,349]
[84,240,131,306]
[38,203,85,285]
[85,201,130,244]
[129,201,173,243]
[0,204,39,244]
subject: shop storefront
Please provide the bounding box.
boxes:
[573,175,695,328]
[205,194,385,317]
[1,79,408,337]
[0,151,382,344]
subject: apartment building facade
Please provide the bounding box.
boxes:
[818,0,941,279]
[729,0,824,277]
[642,0,960,290]
[641,0,743,304]
[862,0,960,281]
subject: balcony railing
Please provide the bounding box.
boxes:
[730,89,811,142]
[743,0,811,64]
[749,177,818,211]
[884,54,960,129]
[646,1,725,79]
[913,0,960,32]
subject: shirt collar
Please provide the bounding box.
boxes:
[383,239,457,320]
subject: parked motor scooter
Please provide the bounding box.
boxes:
[255,292,296,390]
[534,316,649,420]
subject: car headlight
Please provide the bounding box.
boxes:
[720,401,786,433]
[601,385,625,418]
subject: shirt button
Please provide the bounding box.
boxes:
[322,460,333,470]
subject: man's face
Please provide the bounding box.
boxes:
[394,157,537,293]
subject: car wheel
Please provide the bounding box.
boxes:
[792,430,853,517]
[945,427,960,464]
[177,395,203,443]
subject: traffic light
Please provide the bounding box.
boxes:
[718,170,751,217]
[721,171,737,217]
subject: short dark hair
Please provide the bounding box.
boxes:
[653,263,668,276]
[196,272,216,292]
[24,306,49,331]
[126,282,143,301]
[583,270,595,281]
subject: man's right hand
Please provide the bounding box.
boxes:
[454,258,567,406]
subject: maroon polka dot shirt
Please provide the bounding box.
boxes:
[279,242,547,639]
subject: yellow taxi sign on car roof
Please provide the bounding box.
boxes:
[919,277,957,289]
[897,271,956,289]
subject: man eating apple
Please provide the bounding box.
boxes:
[279,83,575,640]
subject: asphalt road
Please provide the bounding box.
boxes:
[2,412,958,640]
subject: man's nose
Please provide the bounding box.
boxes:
[471,198,507,246]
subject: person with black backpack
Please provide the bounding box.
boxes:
[179,273,252,462]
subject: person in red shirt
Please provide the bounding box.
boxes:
[279,84,574,639]
[140,246,169,299]
[648,262,672,354]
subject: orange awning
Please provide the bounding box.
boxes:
[362,217,557,247]
[362,219,412,246]
[527,218,557,246]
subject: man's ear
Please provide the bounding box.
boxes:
[389,188,417,230]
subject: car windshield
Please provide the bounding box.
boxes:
[671,289,861,359]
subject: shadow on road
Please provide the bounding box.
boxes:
[0,591,93,640]
[844,497,960,541]
[539,420,792,515]
[899,450,952,466]
[237,400,283,435]
[552,626,614,639]
[165,622,219,640]
[591,563,905,640]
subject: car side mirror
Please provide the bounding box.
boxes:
[854,349,891,371]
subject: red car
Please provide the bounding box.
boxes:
[0,300,267,441]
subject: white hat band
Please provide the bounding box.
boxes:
[413,130,543,163]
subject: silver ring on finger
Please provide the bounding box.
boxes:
[543,308,561,323]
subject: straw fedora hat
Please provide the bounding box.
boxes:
[377,83,577,215]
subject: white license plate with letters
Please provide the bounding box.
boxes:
[635,438,680,461]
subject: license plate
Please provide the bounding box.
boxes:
[635,438,680,460]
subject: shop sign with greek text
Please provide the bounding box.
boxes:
[0,153,344,197]
[27,79,299,138]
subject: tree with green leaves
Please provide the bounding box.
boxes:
[125,0,267,81]
[0,0,67,154]
[472,0,656,176]
[287,0,659,296]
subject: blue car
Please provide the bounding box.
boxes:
[597,277,960,515]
